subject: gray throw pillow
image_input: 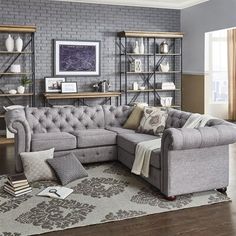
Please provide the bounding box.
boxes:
[20,148,56,183]
[47,153,88,185]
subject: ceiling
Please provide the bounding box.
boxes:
[52,0,209,9]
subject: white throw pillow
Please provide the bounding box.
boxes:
[20,148,56,183]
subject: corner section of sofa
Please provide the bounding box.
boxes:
[161,124,236,197]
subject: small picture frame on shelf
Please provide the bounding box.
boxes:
[61,82,77,93]
[45,77,66,93]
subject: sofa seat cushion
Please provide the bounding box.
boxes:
[117,133,161,169]
[71,129,117,148]
[31,132,76,152]
[105,126,136,134]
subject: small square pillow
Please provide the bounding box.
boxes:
[20,148,56,183]
[136,106,167,136]
[123,103,148,130]
[46,153,88,185]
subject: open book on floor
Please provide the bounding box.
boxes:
[37,186,73,199]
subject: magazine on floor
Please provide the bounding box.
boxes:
[37,186,73,199]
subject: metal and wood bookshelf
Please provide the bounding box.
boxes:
[117,31,183,108]
[0,25,36,141]
[0,24,36,118]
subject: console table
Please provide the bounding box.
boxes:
[43,92,121,106]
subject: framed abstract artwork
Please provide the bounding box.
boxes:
[54,40,101,76]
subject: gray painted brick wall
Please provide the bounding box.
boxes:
[1,0,180,107]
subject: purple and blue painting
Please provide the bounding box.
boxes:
[59,45,96,72]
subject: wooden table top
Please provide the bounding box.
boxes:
[43,92,121,99]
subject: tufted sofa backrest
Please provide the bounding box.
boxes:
[103,105,133,127]
[166,109,191,129]
[25,106,105,134]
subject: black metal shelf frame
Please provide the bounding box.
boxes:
[117,32,183,108]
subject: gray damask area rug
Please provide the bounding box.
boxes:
[0,162,230,236]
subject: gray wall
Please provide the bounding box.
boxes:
[1,0,180,107]
[181,0,236,74]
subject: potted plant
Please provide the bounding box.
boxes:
[17,76,32,94]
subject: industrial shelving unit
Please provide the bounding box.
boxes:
[0,25,36,140]
[117,31,183,108]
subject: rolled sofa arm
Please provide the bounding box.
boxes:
[162,124,236,151]
[5,109,31,152]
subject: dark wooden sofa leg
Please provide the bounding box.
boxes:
[165,196,176,201]
[217,187,227,194]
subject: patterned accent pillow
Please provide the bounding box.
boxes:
[20,148,56,183]
[47,153,88,185]
[136,106,168,136]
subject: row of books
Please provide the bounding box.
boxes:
[4,173,32,197]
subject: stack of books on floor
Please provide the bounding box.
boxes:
[4,173,32,197]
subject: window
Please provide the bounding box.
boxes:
[205,30,228,104]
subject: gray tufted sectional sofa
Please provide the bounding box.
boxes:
[5,105,236,198]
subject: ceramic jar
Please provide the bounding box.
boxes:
[15,36,23,52]
[17,86,25,94]
[160,62,170,72]
[10,64,21,73]
[160,41,169,54]
[5,34,14,52]
[132,82,139,90]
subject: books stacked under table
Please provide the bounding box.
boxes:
[4,173,32,197]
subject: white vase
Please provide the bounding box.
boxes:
[139,38,144,54]
[15,36,23,52]
[133,41,139,54]
[17,86,25,94]
[160,62,170,72]
[5,34,14,52]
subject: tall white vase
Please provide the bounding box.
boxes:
[15,36,23,52]
[5,34,14,52]
[133,41,139,54]
[139,38,144,54]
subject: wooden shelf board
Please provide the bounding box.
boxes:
[124,72,154,74]
[0,114,5,118]
[0,51,32,54]
[122,71,181,74]
[121,53,153,56]
[121,53,181,56]
[156,53,181,56]
[118,31,184,38]
[0,93,33,97]
[44,92,121,100]
[126,89,180,93]
[0,25,36,33]
[157,105,181,108]
[155,71,181,74]
[0,72,32,75]
[0,137,14,145]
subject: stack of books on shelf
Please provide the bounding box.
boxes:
[4,173,32,197]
